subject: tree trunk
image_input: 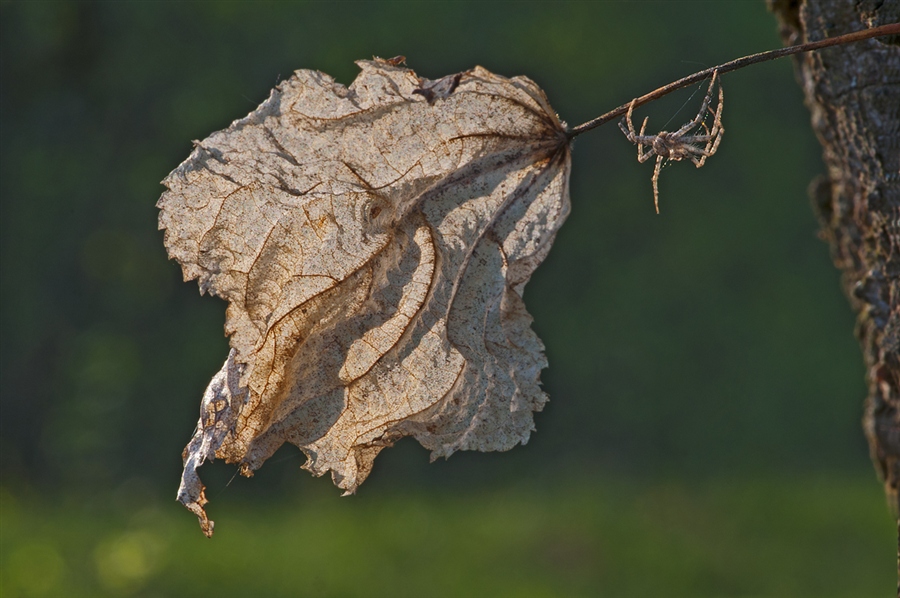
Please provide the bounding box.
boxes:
[768,0,900,512]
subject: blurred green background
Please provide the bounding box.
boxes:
[1,1,894,596]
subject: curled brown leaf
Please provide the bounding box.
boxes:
[158,59,571,536]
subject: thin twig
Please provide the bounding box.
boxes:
[567,22,900,138]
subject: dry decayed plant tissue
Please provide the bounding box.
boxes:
[158,58,571,536]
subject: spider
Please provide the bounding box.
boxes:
[619,70,724,213]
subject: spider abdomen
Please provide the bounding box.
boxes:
[652,134,674,158]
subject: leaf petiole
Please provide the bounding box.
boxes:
[567,22,900,138]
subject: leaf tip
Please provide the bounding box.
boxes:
[178,483,215,538]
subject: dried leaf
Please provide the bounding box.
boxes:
[158,60,571,536]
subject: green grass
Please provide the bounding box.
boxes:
[1,474,894,597]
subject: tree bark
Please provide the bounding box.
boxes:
[768,0,900,511]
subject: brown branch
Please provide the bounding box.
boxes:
[567,22,900,138]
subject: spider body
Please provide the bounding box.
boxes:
[619,70,724,213]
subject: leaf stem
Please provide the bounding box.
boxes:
[567,22,900,138]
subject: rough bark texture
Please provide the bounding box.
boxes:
[769,0,900,511]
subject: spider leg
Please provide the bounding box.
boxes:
[710,78,724,128]
[618,100,636,140]
[691,78,725,162]
[698,70,720,126]
[619,100,661,163]
[637,147,656,163]
[620,99,653,160]
[673,70,720,137]
[652,155,663,214]
[708,125,724,156]
[672,114,703,137]
[636,116,651,161]
[635,125,658,163]
[626,99,638,138]
[705,84,725,155]
[682,148,705,167]
[683,144,712,155]
[680,137,719,166]
[686,145,710,167]
[672,77,714,136]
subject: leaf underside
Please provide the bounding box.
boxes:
[158,59,571,536]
